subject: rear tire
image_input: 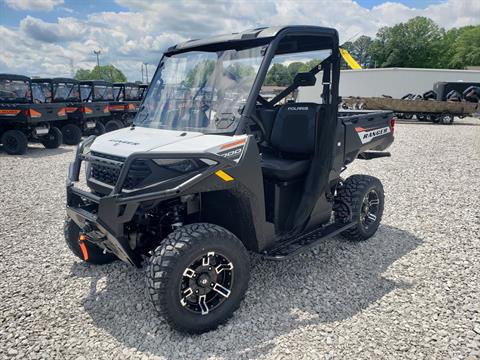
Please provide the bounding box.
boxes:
[64,218,116,264]
[1,130,28,155]
[146,223,250,334]
[62,124,82,145]
[41,127,63,149]
[105,119,123,132]
[93,121,106,135]
[334,175,384,241]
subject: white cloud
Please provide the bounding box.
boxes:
[3,0,64,11]
[0,0,479,81]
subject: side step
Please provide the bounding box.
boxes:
[263,222,356,261]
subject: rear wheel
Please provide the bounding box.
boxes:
[146,223,250,334]
[1,130,28,155]
[64,217,116,264]
[440,113,454,125]
[93,121,106,135]
[62,124,82,145]
[41,127,63,149]
[105,119,123,132]
[334,175,385,241]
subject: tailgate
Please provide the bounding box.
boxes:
[341,110,395,159]
[82,102,110,118]
[0,104,29,123]
[29,103,68,123]
[108,101,126,113]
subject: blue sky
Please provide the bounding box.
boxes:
[0,0,445,27]
[0,0,478,81]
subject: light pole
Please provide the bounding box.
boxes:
[141,63,144,83]
[143,63,149,84]
[93,50,101,67]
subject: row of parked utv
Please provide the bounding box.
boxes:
[0,73,148,155]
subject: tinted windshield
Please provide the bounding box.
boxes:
[94,85,114,101]
[135,46,264,133]
[54,82,79,101]
[32,82,52,103]
[125,86,139,100]
[0,79,31,103]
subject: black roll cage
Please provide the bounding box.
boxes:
[0,74,34,103]
[32,78,80,103]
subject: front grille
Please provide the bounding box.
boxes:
[89,151,151,189]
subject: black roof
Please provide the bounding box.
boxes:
[52,77,78,83]
[31,78,51,83]
[113,82,139,87]
[139,84,148,88]
[166,25,338,54]
[79,80,112,86]
[0,73,31,81]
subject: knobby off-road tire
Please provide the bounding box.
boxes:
[61,124,82,145]
[146,223,250,334]
[105,119,123,132]
[93,121,106,135]
[41,127,63,149]
[1,130,28,155]
[64,217,116,264]
[334,175,385,241]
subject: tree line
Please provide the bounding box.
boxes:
[342,17,480,69]
[74,65,127,83]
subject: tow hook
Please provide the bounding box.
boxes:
[78,233,89,261]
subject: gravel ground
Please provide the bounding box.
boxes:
[0,118,479,360]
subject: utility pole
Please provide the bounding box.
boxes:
[143,63,149,84]
[93,50,101,67]
[141,63,144,83]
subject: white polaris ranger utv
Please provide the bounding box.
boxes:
[65,26,395,333]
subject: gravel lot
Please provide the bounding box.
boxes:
[0,118,479,359]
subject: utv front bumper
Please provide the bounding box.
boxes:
[66,136,235,267]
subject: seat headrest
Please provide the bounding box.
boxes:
[270,103,319,155]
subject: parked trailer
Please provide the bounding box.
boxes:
[0,74,65,155]
[342,96,479,125]
[31,78,107,145]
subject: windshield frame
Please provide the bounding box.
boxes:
[135,45,267,134]
[137,28,340,135]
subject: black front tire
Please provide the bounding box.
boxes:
[64,218,116,264]
[41,127,63,149]
[62,124,82,145]
[146,223,250,334]
[105,119,123,132]
[1,130,28,155]
[334,175,385,241]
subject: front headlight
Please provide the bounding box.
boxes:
[153,159,208,173]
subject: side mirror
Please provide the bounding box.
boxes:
[293,72,316,87]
